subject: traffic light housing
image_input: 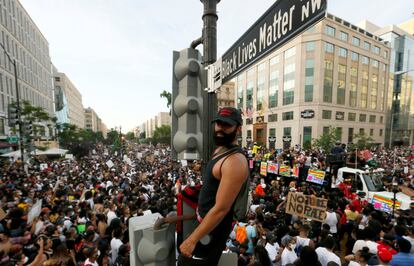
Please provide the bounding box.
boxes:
[171,48,205,161]
[23,121,33,136]
[7,105,19,127]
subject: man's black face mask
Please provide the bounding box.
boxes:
[213,127,237,147]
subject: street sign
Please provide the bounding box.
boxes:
[221,0,327,83]
[7,136,18,143]
[207,57,222,92]
[283,135,292,142]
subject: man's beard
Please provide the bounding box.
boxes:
[213,128,237,147]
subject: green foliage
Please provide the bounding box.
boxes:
[349,132,374,150]
[312,127,340,152]
[125,132,135,141]
[160,90,172,108]
[303,140,312,150]
[58,124,103,157]
[139,132,145,139]
[152,125,171,145]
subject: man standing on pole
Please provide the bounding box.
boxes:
[178,107,249,265]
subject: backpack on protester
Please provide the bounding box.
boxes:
[235,223,248,244]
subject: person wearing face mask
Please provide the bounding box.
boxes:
[281,235,298,266]
[178,107,249,266]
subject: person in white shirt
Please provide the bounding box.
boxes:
[110,228,123,262]
[264,232,280,266]
[280,236,297,266]
[324,202,340,235]
[315,236,341,266]
[107,203,118,225]
[296,224,315,253]
[403,226,414,254]
[352,227,378,255]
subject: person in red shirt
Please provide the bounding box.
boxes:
[376,234,398,255]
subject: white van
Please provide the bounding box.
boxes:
[336,167,413,211]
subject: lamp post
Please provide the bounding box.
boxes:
[389,69,414,148]
[0,42,25,173]
[392,179,399,218]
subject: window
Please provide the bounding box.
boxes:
[359,114,367,122]
[269,128,276,137]
[284,127,291,136]
[340,31,348,41]
[323,127,330,135]
[283,63,295,105]
[348,113,356,121]
[380,129,383,136]
[269,69,279,108]
[352,36,360,46]
[339,47,347,58]
[323,60,333,102]
[380,116,383,123]
[303,127,312,147]
[362,56,369,65]
[322,110,332,119]
[256,64,265,111]
[305,41,315,52]
[371,73,378,109]
[337,64,346,105]
[246,70,254,109]
[383,50,388,59]
[282,111,294,121]
[370,129,374,136]
[359,128,365,135]
[304,59,314,102]
[351,52,359,61]
[247,130,252,137]
[363,41,370,50]
[268,114,277,122]
[348,128,354,143]
[336,127,343,141]
[325,25,335,37]
[0,118,4,135]
[336,111,345,120]
[54,77,60,82]
[372,46,380,54]
[369,115,376,123]
[284,47,296,59]
[371,60,379,68]
[361,70,368,108]
[270,56,279,66]
[350,67,358,107]
[237,75,244,109]
[324,42,334,53]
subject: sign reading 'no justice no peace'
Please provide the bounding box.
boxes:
[221,0,327,83]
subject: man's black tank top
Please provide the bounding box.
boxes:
[197,146,242,219]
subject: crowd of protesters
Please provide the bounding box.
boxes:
[0,141,412,266]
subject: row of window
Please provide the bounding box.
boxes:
[322,110,383,123]
[325,25,387,59]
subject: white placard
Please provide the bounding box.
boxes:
[114,151,118,156]
[137,153,142,159]
[126,158,132,166]
[65,154,74,160]
[181,160,188,167]
[106,160,114,168]
[40,163,48,171]
[154,151,159,156]
[104,149,109,156]
[27,200,42,224]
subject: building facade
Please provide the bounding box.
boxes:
[217,81,235,108]
[144,112,171,138]
[84,107,98,132]
[225,14,390,149]
[359,19,414,147]
[53,71,84,129]
[0,0,54,149]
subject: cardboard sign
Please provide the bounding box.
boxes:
[27,200,42,224]
[371,194,401,212]
[286,192,328,222]
[267,162,279,174]
[307,169,326,185]
[260,162,268,176]
[292,166,299,178]
[279,165,291,177]
[106,160,114,169]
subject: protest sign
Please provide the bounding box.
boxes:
[279,165,290,177]
[267,162,279,174]
[306,169,326,185]
[292,166,299,178]
[260,162,268,176]
[371,194,401,212]
[137,152,143,159]
[285,192,328,222]
[249,160,254,169]
[27,200,42,224]
[65,154,74,160]
[106,160,114,169]
[154,151,159,156]
[40,163,48,171]
[181,160,188,167]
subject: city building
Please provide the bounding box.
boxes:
[224,13,391,149]
[144,112,171,138]
[0,0,54,151]
[84,107,98,132]
[358,19,414,147]
[217,81,235,108]
[53,70,85,129]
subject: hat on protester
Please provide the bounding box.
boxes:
[377,247,393,263]
[212,107,242,126]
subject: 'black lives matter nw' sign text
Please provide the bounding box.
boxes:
[221,0,327,83]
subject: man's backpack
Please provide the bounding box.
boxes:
[235,223,248,244]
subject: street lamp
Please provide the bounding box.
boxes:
[392,179,399,218]
[389,69,414,148]
[0,42,25,173]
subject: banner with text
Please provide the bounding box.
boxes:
[222,0,327,82]
[306,169,325,185]
[286,192,328,222]
[279,165,291,177]
[371,194,401,212]
[260,162,268,176]
[267,162,279,174]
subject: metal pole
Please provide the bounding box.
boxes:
[13,59,25,173]
[201,0,220,165]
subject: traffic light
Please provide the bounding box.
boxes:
[7,105,19,127]
[171,48,205,161]
[23,121,33,136]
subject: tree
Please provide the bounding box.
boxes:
[349,132,374,150]
[152,125,171,145]
[312,127,340,152]
[125,131,135,141]
[160,90,171,108]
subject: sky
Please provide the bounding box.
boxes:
[19,0,413,132]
